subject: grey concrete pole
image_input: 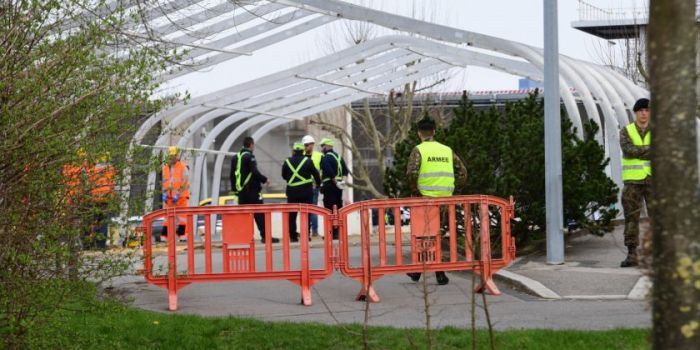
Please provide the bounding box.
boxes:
[544,0,564,264]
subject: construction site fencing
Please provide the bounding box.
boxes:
[140,195,515,310]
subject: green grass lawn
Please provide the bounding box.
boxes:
[33,300,650,350]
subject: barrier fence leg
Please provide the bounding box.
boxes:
[168,210,179,310]
[356,209,380,303]
[300,214,312,306]
[474,201,501,296]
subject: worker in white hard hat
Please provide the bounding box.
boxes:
[302,135,323,237]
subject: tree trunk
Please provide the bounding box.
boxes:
[647,0,700,348]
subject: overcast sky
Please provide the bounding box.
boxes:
[164,0,647,98]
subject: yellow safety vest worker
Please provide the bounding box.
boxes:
[310,152,322,172]
[285,157,313,187]
[416,141,455,197]
[622,123,652,181]
[322,152,343,183]
[234,150,252,193]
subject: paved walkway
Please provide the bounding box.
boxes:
[113,224,651,330]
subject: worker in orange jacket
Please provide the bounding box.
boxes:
[87,153,116,249]
[161,146,190,241]
[62,150,115,249]
[62,148,89,206]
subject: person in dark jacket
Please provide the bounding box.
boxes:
[282,142,321,242]
[230,136,278,243]
[319,138,349,240]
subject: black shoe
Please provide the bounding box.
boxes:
[407,272,421,282]
[261,237,280,244]
[290,237,299,243]
[435,271,449,285]
[620,256,638,268]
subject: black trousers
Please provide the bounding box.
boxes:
[238,191,267,239]
[287,191,313,241]
[321,183,343,239]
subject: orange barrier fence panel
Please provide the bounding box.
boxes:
[141,204,334,311]
[337,195,515,302]
[140,195,514,310]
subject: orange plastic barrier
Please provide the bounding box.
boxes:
[141,195,515,310]
[336,195,516,302]
[142,204,334,310]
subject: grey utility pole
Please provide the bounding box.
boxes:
[544,0,564,264]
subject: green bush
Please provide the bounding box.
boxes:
[0,1,173,348]
[385,92,618,244]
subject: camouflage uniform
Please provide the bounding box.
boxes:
[404,137,467,284]
[407,139,468,244]
[619,124,651,249]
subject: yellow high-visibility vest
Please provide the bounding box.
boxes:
[234,150,251,192]
[310,152,322,172]
[622,123,651,181]
[285,157,313,187]
[416,141,455,197]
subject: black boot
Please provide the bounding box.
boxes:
[620,246,638,267]
[435,271,449,285]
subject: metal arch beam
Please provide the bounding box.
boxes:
[162,47,426,207]
[163,34,546,150]
[577,62,629,127]
[510,43,596,141]
[175,50,419,148]
[168,38,592,206]
[138,0,644,202]
[584,62,637,121]
[179,40,559,205]
[562,57,623,192]
[562,56,618,132]
[165,9,316,62]
[575,62,628,196]
[151,1,284,39]
[164,14,337,80]
[110,2,284,58]
[595,64,648,99]
[144,36,410,207]
[283,0,650,139]
[207,59,456,207]
[202,58,453,206]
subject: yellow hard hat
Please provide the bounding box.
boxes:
[320,138,334,146]
[293,142,304,151]
[168,146,179,156]
[98,152,110,163]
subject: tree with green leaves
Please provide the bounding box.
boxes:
[385,91,619,243]
[0,1,179,347]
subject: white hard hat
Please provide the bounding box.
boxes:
[301,135,315,145]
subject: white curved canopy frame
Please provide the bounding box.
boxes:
[117,0,649,234]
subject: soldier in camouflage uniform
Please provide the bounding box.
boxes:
[619,98,651,267]
[406,116,468,285]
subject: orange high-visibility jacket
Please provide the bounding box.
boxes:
[63,162,88,204]
[162,160,190,207]
[162,161,190,228]
[89,163,115,202]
